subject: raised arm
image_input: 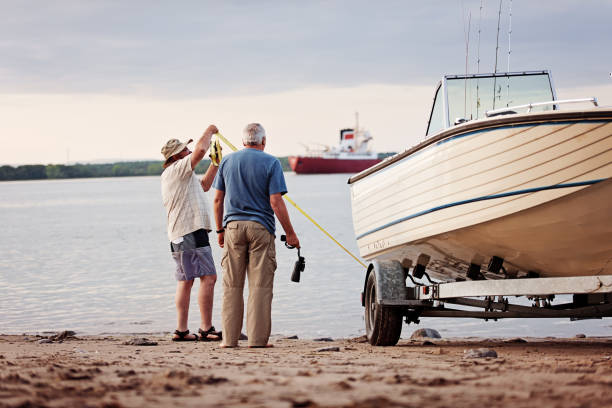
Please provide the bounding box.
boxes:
[191,124,218,170]
[200,164,218,192]
[270,193,300,248]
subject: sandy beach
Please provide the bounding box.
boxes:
[1,333,611,408]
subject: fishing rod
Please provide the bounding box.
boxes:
[463,10,471,119]
[214,132,368,270]
[506,0,513,105]
[476,0,483,118]
[492,0,503,110]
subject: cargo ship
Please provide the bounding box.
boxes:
[289,120,380,174]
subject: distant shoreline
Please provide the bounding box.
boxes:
[0,153,396,182]
[0,158,287,182]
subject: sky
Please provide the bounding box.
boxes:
[1,0,611,165]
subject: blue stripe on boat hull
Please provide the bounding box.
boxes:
[355,179,606,241]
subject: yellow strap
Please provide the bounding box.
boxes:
[216,132,239,152]
[215,133,367,269]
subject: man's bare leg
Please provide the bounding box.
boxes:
[198,274,219,340]
[174,280,196,340]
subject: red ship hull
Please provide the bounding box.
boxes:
[289,156,380,174]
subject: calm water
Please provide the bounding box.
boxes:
[1,175,610,338]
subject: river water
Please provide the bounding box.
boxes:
[0,174,610,338]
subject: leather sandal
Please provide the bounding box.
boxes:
[198,326,222,341]
[172,329,198,342]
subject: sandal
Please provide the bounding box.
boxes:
[198,326,222,342]
[172,329,198,342]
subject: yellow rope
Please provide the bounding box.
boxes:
[215,133,367,269]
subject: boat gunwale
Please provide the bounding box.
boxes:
[347,109,612,184]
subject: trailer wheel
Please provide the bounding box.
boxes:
[365,271,402,346]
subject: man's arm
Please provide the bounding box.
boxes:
[270,193,300,248]
[191,124,218,170]
[200,164,218,192]
[213,189,225,248]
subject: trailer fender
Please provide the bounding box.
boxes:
[361,260,407,306]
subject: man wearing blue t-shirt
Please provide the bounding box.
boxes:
[212,123,299,348]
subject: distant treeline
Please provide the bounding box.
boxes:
[0,153,397,182]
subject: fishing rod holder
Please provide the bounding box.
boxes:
[281,235,305,283]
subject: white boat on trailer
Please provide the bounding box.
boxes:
[348,70,612,346]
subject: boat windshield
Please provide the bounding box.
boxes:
[426,72,555,136]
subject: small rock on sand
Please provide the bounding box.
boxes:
[314,337,333,342]
[410,328,441,339]
[334,380,353,390]
[116,369,136,377]
[464,348,498,359]
[575,333,586,338]
[193,375,228,385]
[504,337,527,343]
[49,331,77,341]
[288,399,316,408]
[38,339,53,344]
[317,346,340,352]
[122,338,158,346]
[284,335,299,340]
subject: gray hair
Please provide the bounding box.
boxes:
[242,123,266,145]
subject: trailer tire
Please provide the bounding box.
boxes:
[365,271,402,346]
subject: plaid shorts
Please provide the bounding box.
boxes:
[170,229,217,281]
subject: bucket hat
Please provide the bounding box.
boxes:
[161,138,193,162]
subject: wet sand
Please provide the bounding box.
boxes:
[1,333,611,408]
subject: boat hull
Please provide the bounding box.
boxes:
[349,109,612,280]
[289,156,380,174]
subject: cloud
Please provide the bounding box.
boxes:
[2,1,611,164]
[1,1,610,98]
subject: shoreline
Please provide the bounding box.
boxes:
[1,334,611,408]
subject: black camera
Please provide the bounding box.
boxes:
[291,248,306,282]
[281,235,305,282]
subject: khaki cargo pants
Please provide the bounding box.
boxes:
[221,220,277,347]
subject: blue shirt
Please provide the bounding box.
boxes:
[212,148,287,234]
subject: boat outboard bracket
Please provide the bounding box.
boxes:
[412,254,431,279]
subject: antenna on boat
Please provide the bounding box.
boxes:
[476,0,483,118]
[494,0,502,73]
[506,0,513,105]
[493,0,503,109]
[477,0,483,74]
[507,0,512,73]
[463,10,471,119]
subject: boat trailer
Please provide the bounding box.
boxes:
[363,260,612,346]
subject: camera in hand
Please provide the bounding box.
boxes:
[290,248,305,282]
[281,235,305,283]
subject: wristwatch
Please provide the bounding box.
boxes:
[216,228,225,233]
